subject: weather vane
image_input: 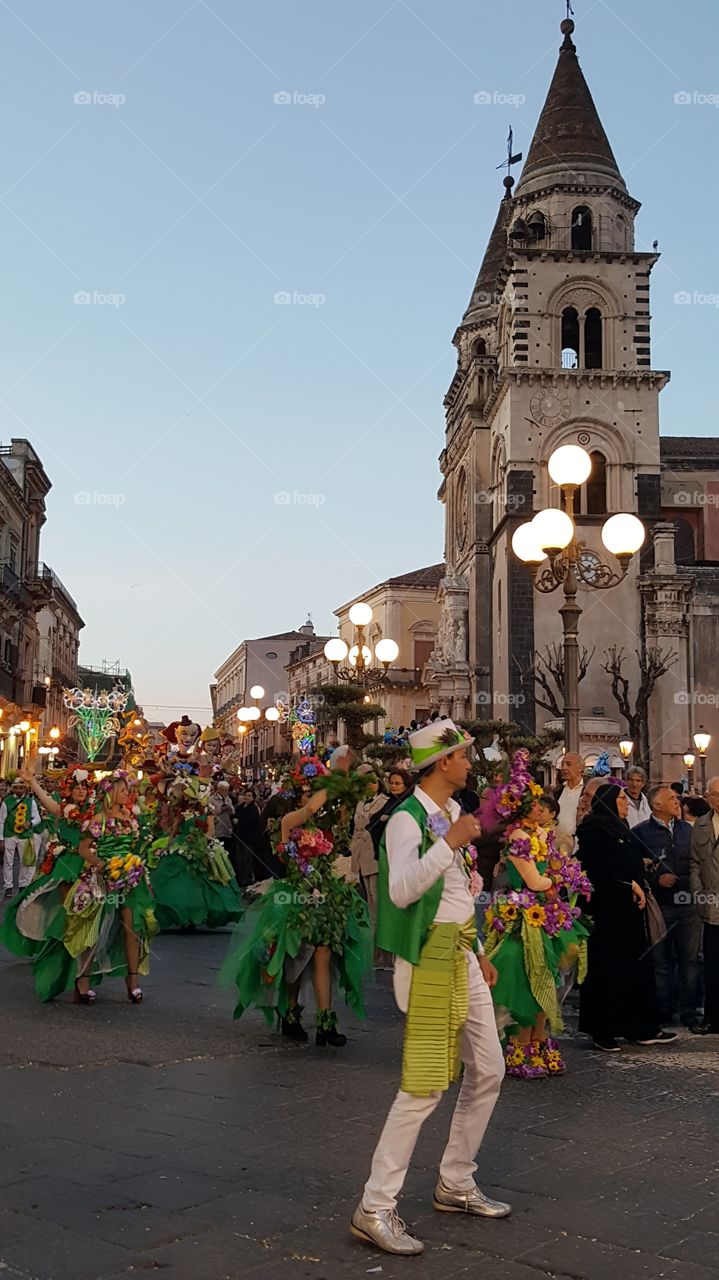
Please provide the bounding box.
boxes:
[566,0,574,19]
[496,126,522,179]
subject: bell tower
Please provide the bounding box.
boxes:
[435,16,669,730]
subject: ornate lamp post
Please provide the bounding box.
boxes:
[512,445,645,756]
[693,728,711,794]
[683,750,696,791]
[619,739,634,777]
[237,685,282,778]
[323,603,398,686]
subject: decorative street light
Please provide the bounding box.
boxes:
[323,603,398,686]
[619,739,634,777]
[683,750,696,791]
[693,727,711,793]
[237,687,283,778]
[511,445,645,756]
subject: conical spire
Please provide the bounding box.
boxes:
[515,19,626,195]
[461,183,514,323]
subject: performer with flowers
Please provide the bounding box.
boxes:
[352,721,509,1260]
[1,776,42,897]
[482,751,591,1079]
[0,763,96,963]
[222,753,372,1047]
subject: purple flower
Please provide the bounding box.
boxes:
[427,812,451,839]
[302,763,318,778]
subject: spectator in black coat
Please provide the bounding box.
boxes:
[633,785,702,1028]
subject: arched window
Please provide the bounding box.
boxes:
[561,307,579,368]
[571,206,593,250]
[674,517,696,566]
[472,337,487,357]
[584,307,603,369]
[585,452,607,514]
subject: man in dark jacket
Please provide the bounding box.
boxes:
[633,785,702,1028]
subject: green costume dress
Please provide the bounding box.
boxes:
[147,784,243,931]
[483,826,590,1035]
[221,816,371,1024]
[0,811,84,963]
[0,820,156,1002]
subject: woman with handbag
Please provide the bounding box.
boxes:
[577,783,677,1052]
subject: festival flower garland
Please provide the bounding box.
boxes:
[485,824,592,939]
[13,802,31,836]
[277,825,334,877]
[426,810,482,899]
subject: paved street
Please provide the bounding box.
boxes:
[1,928,717,1280]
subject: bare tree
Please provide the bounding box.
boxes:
[515,644,595,719]
[601,645,678,773]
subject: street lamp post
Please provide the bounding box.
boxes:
[511,446,645,757]
[693,727,711,794]
[237,685,282,780]
[324,603,398,687]
[683,751,696,792]
[619,739,634,778]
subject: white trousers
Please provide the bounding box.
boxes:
[363,952,505,1211]
[3,836,39,890]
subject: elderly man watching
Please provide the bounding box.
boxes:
[690,776,719,1035]
[634,785,701,1028]
[625,767,651,829]
[556,753,585,838]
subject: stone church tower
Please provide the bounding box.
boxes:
[432,16,668,743]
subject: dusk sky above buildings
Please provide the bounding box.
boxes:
[1,0,716,719]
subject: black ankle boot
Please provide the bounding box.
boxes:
[315,1010,347,1047]
[281,1006,308,1042]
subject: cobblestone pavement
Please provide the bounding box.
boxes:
[1,929,717,1280]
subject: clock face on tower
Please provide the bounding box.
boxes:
[530,390,571,429]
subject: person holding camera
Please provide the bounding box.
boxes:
[633,785,701,1029]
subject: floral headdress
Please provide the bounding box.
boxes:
[58,765,94,800]
[478,749,543,829]
[96,768,137,796]
[290,756,328,786]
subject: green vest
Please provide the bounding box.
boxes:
[2,794,36,838]
[376,793,445,965]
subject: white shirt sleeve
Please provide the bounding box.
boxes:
[386,810,455,908]
[0,802,7,830]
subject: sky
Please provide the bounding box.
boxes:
[2,0,717,721]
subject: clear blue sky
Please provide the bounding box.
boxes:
[2,0,716,719]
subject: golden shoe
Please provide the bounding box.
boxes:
[350,1202,424,1255]
[433,1177,512,1217]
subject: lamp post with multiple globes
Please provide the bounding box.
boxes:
[512,445,645,756]
[237,685,281,778]
[693,728,711,794]
[323,603,399,686]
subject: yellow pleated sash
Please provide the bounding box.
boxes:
[400,917,477,1097]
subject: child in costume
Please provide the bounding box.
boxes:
[0,765,96,968]
[221,754,372,1047]
[482,751,591,1078]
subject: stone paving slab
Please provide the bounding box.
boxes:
[1,928,717,1280]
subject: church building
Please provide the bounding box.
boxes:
[430,16,719,781]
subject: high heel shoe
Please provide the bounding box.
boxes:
[126,975,143,1004]
[73,980,96,1005]
[315,1010,347,1047]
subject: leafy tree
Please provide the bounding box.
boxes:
[311,683,385,752]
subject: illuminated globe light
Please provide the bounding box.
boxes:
[375,638,399,666]
[265,707,280,722]
[511,523,548,564]
[693,729,711,754]
[324,637,349,663]
[531,507,574,551]
[548,445,592,487]
[683,752,696,769]
[348,645,372,668]
[19,720,30,732]
[49,727,61,740]
[250,684,265,700]
[348,602,373,627]
[601,513,645,556]
[237,707,251,721]
[619,740,634,761]
[246,706,261,721]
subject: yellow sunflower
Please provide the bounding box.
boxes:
[499,903,518,921]
[526,904,546,926]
